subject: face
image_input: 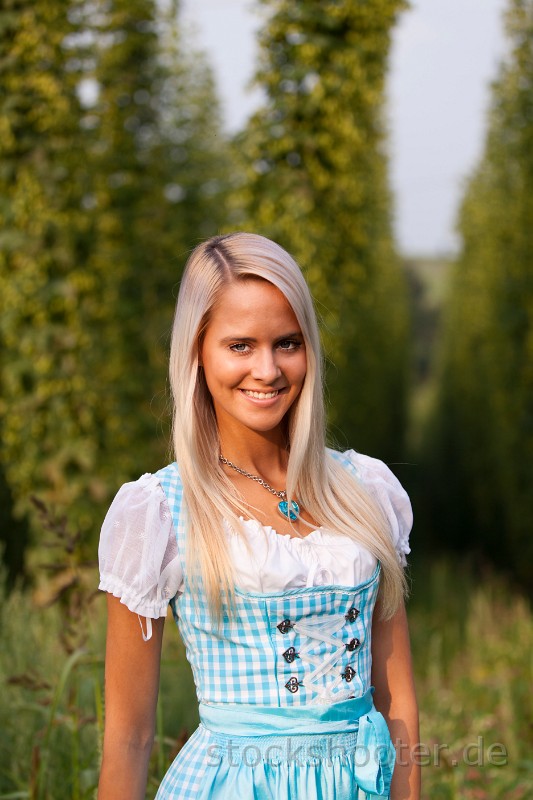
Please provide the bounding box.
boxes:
[199,279,307,440]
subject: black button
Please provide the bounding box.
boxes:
[277,619,293,634]
[285,676,302,693]
[345,607,360,622]
[346,638,361,651]
[282,646,299,663]
[341,665,356,682]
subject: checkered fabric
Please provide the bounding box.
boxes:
[155,451,380,708]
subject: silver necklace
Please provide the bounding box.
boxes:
[219,454,300,522]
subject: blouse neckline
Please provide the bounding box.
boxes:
[237,516,345,545]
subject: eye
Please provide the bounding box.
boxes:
[229,342,251,353]
[278,339,301,351]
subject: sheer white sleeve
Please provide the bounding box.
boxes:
[98,473,183,627]
[343,450,413,566]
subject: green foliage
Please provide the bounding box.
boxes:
[0,467,29,585]
[401,257,452,454]
[230,0,410,457]
[426,0,533,590]
[0,0,99,540]
[0,0,229,569]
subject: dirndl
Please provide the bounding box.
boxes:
[155,689,395,799]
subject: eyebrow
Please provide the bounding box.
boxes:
[219,332,303,344]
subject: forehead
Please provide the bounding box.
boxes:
[208,279,300,331]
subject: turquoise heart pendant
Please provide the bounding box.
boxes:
[278,499,300,522]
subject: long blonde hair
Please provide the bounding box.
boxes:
[169,232,406,620]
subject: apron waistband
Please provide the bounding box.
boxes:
[199,689,374,736]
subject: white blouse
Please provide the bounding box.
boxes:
[98,450,413,622]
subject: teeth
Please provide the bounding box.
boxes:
[243,390,279,399]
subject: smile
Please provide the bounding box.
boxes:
[241,389,281,399]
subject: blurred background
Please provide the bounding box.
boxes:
[0,0,531,797]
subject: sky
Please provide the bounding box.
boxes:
[181,0,509,257]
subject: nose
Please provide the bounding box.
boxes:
[250,347,282,383]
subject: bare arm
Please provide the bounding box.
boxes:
[371,599,420,800]
[98,595,165,800]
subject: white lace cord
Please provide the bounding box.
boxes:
[292,613,356,699]
[138,615,153,642]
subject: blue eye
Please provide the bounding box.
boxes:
[229,342,250,353]
[278,339,301,351]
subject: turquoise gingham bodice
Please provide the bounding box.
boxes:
[155,454,380,708]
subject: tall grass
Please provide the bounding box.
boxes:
[0,557,531,799]
[408,558,533,799]
[0,585,99,798]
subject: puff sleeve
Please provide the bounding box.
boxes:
[98,473,183,637]
[343,450,413,566]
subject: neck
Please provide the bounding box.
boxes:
[218,425,289,475]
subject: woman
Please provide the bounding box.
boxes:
[98,232,420,799]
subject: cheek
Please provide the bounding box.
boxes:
[293,353,308,386]
[207,356,245,389]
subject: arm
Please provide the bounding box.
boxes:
[371,599,420,800]
[98,595,165,800]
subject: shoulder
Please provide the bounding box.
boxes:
[327,447,413,564]
[153,461,182,491]
[102,463,182,516]
[328,448,407,492]
[98,468,183,619]
[104,471,169,515]
[99,470,175,565]
[327,447,409,497]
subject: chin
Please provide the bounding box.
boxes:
[251,412,293,434]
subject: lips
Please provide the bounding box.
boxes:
[241,389,280,399]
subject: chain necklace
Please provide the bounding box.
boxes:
[219,454,300,522]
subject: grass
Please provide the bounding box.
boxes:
[0,557,531,799]
[408,558,533,799]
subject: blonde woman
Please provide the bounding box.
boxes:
[98,232,420,800]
